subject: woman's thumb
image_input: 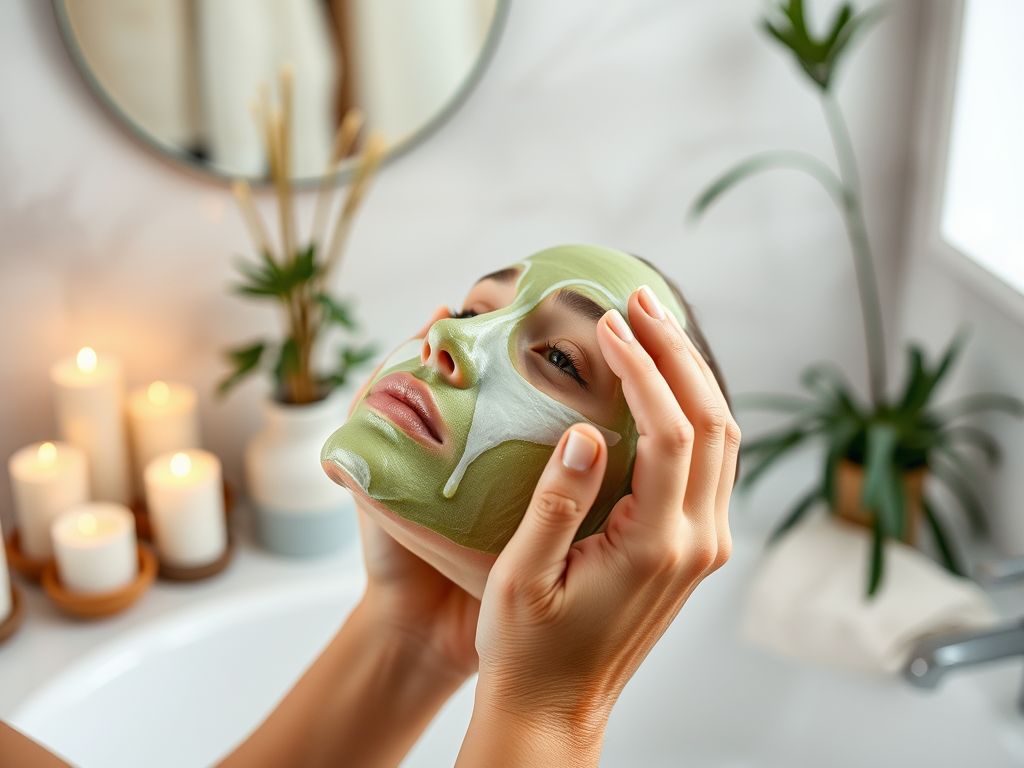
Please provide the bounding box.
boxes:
[498,424,607,579]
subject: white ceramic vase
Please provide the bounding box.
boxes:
[245,389,357,557]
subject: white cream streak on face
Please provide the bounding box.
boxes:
[437,276,624,498]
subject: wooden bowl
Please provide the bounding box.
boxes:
[158,537,234,582]
[4,530,52,583]
[41,545,157,620]
[131,479,235,542]
[0,586,24,646]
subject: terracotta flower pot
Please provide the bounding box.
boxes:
[833,459,926,544]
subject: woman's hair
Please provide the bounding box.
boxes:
[637,257,732,413]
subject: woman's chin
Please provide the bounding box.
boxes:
[321,460,496,600]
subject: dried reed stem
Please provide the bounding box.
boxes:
[322,132,387,281]
[231,179,272,257]
[311,108,365,252]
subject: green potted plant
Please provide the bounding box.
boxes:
[690,0,1023,595]
[220,67,382,556]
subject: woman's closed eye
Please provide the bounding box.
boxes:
[544,342,588,389]
[451,308,479,319]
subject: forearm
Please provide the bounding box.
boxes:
[218,592,467,768]
[455,683,607,768]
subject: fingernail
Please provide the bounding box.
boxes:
[605,309,634,342]
[638,285,666,321]
[563,429,599,472]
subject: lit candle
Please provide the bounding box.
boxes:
[127,381,200,491]
[144,450,226,568]
[0,516,11,623]
[51,503,138,594]
[7,441,89,560]
[50,348,132,504]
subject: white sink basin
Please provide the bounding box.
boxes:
[9,538,1024,768]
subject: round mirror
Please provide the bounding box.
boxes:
[53,0,509,184]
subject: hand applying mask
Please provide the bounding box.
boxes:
[457,285,739,768]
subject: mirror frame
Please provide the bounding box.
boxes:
[51,0,511,187]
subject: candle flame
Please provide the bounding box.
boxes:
[148,380,170,406]
[77,513,97,537]
[76,347,98,373]
[38,442,57,465]
[170,452,191,478]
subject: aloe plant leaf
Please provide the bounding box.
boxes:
[769,485,822,543]
[929,455,987,534]
[733,392,820,413]
[921,497,964,577]
[867,516,885,597]
[941,425,1001,466]
[740,429,812,490]
[935,393,1024,421]
[689,151,843,221]
[861,423,896,510]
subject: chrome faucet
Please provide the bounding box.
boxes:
[903,555,1024,711]
[903,620,1024,707]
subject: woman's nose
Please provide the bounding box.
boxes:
[421,319,477,388]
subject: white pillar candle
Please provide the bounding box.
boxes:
[144,450,226,568]
[50,348,132,505]
[51,503,138,594]
[127,381,200,491]
[7,441,90,561]
[0,516,11,623]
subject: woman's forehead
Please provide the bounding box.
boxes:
[498,245,685,323]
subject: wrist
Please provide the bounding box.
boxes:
[356,587,473,688]
[460,677,610,768]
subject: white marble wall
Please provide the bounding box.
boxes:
[0,0,924,536]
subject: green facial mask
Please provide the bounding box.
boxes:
[321,245,686,553]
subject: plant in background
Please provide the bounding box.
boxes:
[690,0,1023,595]
[219,65,384,405]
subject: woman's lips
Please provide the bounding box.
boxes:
[364,372,446,446]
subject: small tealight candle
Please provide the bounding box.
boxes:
[144,450,226,568]
[127,381,200,491]
[50,347,132,504]
[7,441,90,560]
[51,503,138,594]
[0,516,11,623]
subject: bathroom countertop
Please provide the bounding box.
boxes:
[0,504,365,719]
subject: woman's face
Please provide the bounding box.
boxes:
[322,245,685,588]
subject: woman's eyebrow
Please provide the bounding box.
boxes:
[474,267,520,285]
[553,289,607,323]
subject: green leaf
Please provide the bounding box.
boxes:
[929,455,987,534]
[690,150,843,221]
[941,425,1001,466]
[317,293,357,329]
[234,245,319,300]
[867,515,885,597]
[762,0,883,91]
[934,393,1024,421]
[216,340,266,397]
[740,428,812,490]
[860,424,896,521]
[324,344,378,389]
[733,392,820,413]
[769,486,822,543]
[921,497,964,577]
[273,338,300,389]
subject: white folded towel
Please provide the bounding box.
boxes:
[743,513,998,674]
